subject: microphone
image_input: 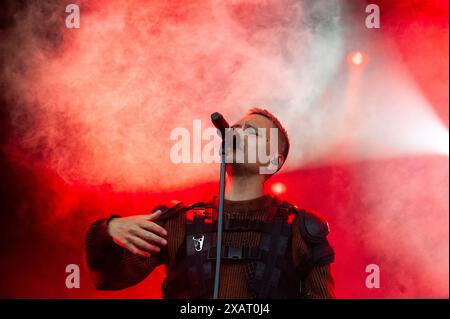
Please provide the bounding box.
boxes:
[210,112,229,299]
[210,112,230,140]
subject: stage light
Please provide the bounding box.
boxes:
[271,182,287,195]
[348,51,365,66]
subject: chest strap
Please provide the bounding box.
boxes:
[247,203,299,298]
[163,200,299,299]
[206,245,262,260]
[186,218,290,235]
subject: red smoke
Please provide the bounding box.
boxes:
[0,0,447,298]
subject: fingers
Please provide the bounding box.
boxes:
[131,226,168,247]
[145,209,163,221]
[138,219,168,237]
[122,240,151,258]
[128,235,161,254]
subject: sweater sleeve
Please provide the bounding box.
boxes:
[304,264,336,298]
[291,215,336,299]
[85,217,164,290]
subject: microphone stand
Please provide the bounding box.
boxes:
[213,136,226,299]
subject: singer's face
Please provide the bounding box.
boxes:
[226,113,279,175]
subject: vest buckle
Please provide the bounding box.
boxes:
[192,235,205,252]
[226,246,243,259]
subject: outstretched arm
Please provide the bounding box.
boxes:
[85,211,168,290]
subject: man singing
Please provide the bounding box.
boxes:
[85,107,335,298]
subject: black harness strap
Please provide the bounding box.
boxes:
[163,198,303,299]
[185,218,275,235]
[260,215,284,297]
[186,222,217,235]
[248,203,293,298]
[206,245,262,260]
[183,205,215,298]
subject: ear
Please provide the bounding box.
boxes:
[260,153,285,176]
[272,154,284,171]
[266,154,284,173]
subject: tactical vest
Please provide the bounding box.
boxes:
[156,197,334,299]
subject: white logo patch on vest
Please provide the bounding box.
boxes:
[192,235,205,252]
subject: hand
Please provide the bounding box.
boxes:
[107,210,168,258]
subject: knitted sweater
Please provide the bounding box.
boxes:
[85,194,335,298]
